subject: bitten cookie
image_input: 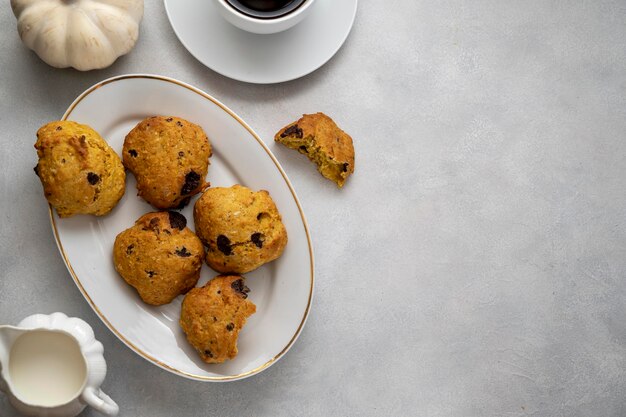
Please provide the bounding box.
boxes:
[113,211,204,306]
[180,275,256,364]
[123,116,212,209]
[34,120,125,217]
[274,112,355,188]
[193,185,288,274]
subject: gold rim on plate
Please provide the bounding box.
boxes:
[49,74,315,381]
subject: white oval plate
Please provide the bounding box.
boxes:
[164,0,358,84]
[51,74,314,381]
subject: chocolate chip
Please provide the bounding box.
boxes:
[181,171,201,195]
[166,117,173,122]
[342,163,349,172]
[299,145,307,152]
[168,211,187,230]
[176,197,191,209]
[143,217,160,232]
[146,270,155,278]
[33,165,39,177]
[280,124,303,138]
[126,244,134,255]
[216,235,232,255]
[213,316,217,322]
[176,121,183,127]
[61,159,66,163]
[231,279,250,298]
[56,126,62,131]
[128,149,138,157]
[226,323,234,331]
[175,246,191,257]
[251,233,264,248]
[231,279,242,291]
[204,349,213,358]
[87,172,100,185]
[178,151,184,158]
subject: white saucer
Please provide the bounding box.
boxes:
[164,0,358,84]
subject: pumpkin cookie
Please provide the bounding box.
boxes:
[193,185,288,274]
[274,112,355,188]
[34,120,126,217]
[180,275,256,364]
[123,116,212,209]
[113,211,204,306]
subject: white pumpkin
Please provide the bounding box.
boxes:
[11,0,144,71]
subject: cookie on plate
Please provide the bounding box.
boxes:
[180,275,256,364]
[123,116,212,209]
[34,120,126,217]
[113,211,204,306]
[193,185,288,274]
[274,112,355,188]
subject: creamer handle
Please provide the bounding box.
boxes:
[82,387,119,416]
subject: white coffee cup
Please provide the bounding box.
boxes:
[214,0,317,34]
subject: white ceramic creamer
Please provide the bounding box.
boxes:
[0,312,118,417]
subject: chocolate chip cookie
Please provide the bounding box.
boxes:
[123,116,212,209]
[275,112,355,188]
[193,185,288,274]
[34,120,126,217]
[180,275,256,364]
[113,211,204,305]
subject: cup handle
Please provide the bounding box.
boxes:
[82,387,119,416]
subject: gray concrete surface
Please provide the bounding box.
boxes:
[1,1,626,416]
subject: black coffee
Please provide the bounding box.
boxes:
[225,0,307,19]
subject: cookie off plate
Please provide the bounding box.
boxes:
[51,74,314,381]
